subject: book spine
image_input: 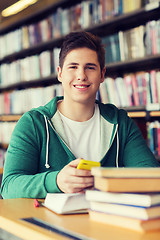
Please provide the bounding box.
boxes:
[158,122,160,156]
[102,33,121,64]
[156,20,160,54]
[150,20,157,55]
[122,0,142,13]
[150,70,158,104]
[99,81,109,104]
[131,74,140,106]
[156,71,160,105]
[123,75,133,106]
[147,121,160,156]
[0,149,6,169]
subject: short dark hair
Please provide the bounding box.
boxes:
[59,31,105,72]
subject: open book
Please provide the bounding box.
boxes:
[43,193,89,214]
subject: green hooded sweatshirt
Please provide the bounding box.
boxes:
[1,96,159,199]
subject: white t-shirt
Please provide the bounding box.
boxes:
[58,104,101,162]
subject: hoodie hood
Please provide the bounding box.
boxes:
[97,100,119,124]
[36,96,63,119]
[36,96,119,124]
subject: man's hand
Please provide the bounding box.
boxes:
[56,158,94,193]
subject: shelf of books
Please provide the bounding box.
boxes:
[0,0,160,167]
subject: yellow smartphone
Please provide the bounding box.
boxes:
[77,159,100,170]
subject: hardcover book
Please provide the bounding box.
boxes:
[89,210,160,232]
[43,193,89,215]
[94,176,160,192]
[91,167,160,178]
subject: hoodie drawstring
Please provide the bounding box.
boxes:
[43,115,119,169]
[116,132,119,168]
[44,115,50,168]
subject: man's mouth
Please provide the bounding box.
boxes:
[73,85,90,89]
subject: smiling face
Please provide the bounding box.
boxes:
[57,47,105,107]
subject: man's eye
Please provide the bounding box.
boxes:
[69,66,77,69]
[87,66,95,70]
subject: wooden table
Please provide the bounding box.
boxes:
[0,198,160,240]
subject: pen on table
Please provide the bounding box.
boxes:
[34,199,40,208]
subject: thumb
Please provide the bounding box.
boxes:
[68,158,82,168]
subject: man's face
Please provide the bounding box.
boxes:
[57,47,105,105]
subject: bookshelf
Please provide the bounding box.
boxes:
[0,0,160,168]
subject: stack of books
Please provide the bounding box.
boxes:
[86,167,160,232]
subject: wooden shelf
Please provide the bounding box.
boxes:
[0,74,59,93]
[123,107,160,118]
[0,110,160,121]
[105,54,160,76]
[0,115,21,122]
[127,111,146,118]
[150,111,160,117]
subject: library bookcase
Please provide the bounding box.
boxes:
[0,0,160,177]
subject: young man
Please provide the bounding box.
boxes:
[1,31,160,199]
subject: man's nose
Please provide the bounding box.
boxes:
[77,68,87,81]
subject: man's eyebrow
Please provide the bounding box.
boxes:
[67,62,79,66]
[66,62,98,67]
[86,63,97,67]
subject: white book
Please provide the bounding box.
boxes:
[53,48,60,74]
[115,77,129,107]
[156,71,160,104]
[89,201,160,220]
[43,193,89,214]
[86,189,160,207]
[105,77,117,106]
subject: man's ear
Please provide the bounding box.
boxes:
[100,67,106,83]
[57,66,62,82]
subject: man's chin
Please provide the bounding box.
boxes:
[72,96,95,105]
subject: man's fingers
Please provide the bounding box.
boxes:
[63,175,94,192]
[65,175,93,184]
